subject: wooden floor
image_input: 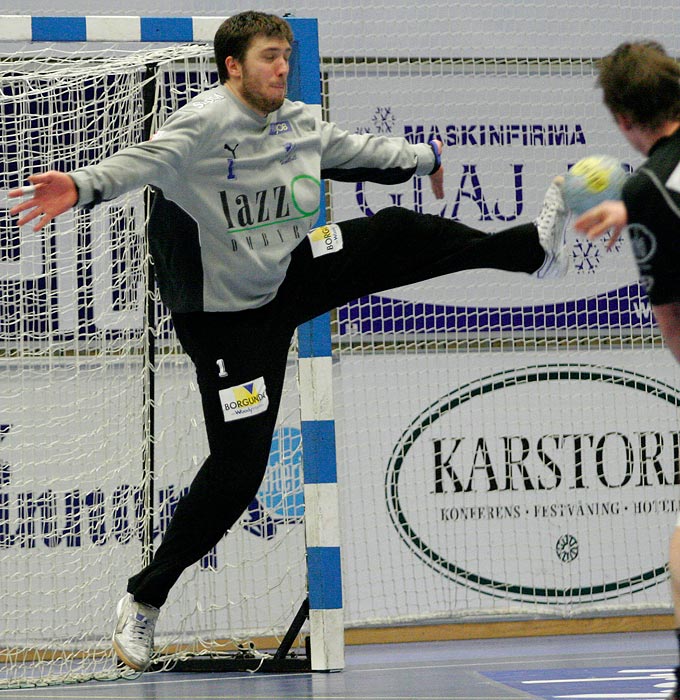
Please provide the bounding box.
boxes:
[0,630,676,699]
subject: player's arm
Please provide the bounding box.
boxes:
[318,120,444,198]
[9,107,202,231]
[640,201,680,364]
[597,171,680,359]
[9,143,171,232]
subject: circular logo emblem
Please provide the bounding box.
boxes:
[556,534,579,563]
[385,364,679,604]
[627,223,658,264]
[290,174,321,217]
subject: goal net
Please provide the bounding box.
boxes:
[0,41,313,688]
[325,55,680,627]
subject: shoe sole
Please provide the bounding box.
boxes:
[112,636,149,672]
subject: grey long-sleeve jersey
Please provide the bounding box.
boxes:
[70,84,437,312]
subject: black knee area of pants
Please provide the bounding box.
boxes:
[369,206,413,229]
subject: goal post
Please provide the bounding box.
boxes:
[0,15,343,689]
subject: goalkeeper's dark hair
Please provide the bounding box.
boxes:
[597,41,680,129]
[214,11,293,83]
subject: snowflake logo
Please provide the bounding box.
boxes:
[572,238,601,274]
[556,534,579,563]
[372,106,396,134]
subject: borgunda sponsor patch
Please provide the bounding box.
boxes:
[219,376,269,422]
[308,224,343,258]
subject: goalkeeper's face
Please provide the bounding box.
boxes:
[230,34,291,116]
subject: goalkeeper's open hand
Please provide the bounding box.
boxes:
[9,172,78,231]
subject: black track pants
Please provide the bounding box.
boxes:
[127,208,544,607]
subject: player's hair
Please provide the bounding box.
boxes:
[597,41,680,129]
[214,11,294,84]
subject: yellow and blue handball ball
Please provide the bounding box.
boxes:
[562,154,628,215]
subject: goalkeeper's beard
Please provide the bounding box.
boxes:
[241,74,287,115]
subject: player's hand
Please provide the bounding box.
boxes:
[9,172,78,231]
[574,200,628,250]
[429,139,444,200]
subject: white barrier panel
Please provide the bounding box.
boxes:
[335,349,680,624]
[3,350,678,633]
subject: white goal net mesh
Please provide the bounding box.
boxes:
[324,55,680,626]
[0,44,306,689]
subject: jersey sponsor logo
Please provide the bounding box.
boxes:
[219,174,321,235]
[224,143,239,181]
[280,142,297,165]
[308,224,343,258]
[191,92,226,110]
[269,120,291,135]
[639,274,656,294]
[227,224,303,252]
[219,377,269,422]
[220,185,290,230]
[223,143,239,158]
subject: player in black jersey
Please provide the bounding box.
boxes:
[575,41,680,700]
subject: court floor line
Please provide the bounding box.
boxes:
[0,631,675,700]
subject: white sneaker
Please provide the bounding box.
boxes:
[112,593,159,671]
[534,176,571,279]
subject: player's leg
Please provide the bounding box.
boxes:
[285,179,569,321]
[113,304,295,670]
[668,523,680,699]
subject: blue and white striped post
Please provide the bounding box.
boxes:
[298,314,344,672]
[1,14,344,672]
[293,18,345,673]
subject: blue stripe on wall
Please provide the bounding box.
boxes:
[22,16,316,47]
[289,18,322,104]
